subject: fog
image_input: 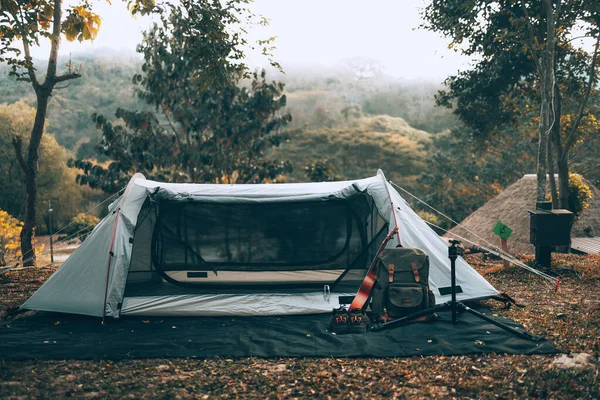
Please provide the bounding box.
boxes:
[29,0,470,81]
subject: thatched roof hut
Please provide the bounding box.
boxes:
[448,175,600,254]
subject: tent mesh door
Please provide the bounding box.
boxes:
[125,193,388,294]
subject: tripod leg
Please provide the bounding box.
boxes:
[370,303,449,331]
[458,303,542,341]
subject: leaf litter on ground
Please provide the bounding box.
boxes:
[1,253,599,399]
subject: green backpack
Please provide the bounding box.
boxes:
[369,247,435,321]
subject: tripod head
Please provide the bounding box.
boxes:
[448,239,462,258]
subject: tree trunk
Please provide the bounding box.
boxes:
[19,90,51,266]
[547,134,558,208]
[557,153,569,210]
[536,68,550,202]
[549,84,569,210]
[536,0,557,203]
[548,83,562,208]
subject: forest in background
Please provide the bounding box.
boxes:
[1,51,598,233]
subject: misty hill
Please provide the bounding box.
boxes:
[1,53,450,183]
[0,53,148,155]
[267,61,458,134]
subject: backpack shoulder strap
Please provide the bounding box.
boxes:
[349,227,398,311]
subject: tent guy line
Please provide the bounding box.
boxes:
[390,180,517,257]
[3,187,126,269]
[389,180,559,285]
[0,224,100,276]
[424,220,558,284]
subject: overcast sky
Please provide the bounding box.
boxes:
[30,0,471,80]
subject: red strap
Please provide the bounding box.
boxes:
[349,227,398,311]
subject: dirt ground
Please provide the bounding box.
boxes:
[1,253,599,399]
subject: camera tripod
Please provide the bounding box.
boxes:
[370,240,541,342]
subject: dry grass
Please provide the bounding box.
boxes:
[269,114,431,188]
[1,253,599,399]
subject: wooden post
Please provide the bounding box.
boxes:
[500,238,510,270]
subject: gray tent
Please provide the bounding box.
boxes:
[22,171,498,318]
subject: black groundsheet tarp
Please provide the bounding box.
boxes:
[0,308,557,360]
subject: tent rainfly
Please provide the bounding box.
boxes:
[22,171,498,318]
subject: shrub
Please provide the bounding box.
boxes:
[0,209,23,266]
[416,210,443,232]
[547,173,593,217]
[567,173,593,217]
[304,158,345,182]
[65,213,100,241]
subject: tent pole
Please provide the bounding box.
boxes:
[102,209,121,324]
[100,173,145,323]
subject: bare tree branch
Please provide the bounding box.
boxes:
[565,34,600,151]
[519,2,544,74]
[53,71,81,84]
[162,104,182,145]
[555,0,562,27]
[44,0,62,86]
[54,82,72,90]
[566,35,594,43]
[21,40,39,90]
[6,2,40,90]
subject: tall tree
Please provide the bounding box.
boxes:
[418,117,538,227]
[0,101,87,232]
[73,0,291,191]
[422,1,600,208]
[0,0,155,265]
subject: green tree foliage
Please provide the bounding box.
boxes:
[73,0,292,192]
[2,58,458,151]
[569,92,600,188]
[549,173,594,217]
[304,158,344,182]
[422,0,600,208]
[64,213,100,241]
[0,101,88,233]
[418,123,538,227]
[340,103,363,122]
[0,0,155,264]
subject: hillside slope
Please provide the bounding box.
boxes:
[269,114,432,189]
[0,54,147,153]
